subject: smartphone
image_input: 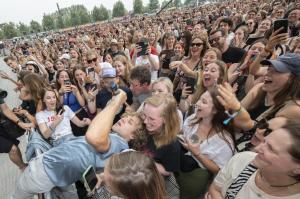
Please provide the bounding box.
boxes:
[273,19,289,34]
[82,165,98,194]
[86,67,95,79]
[137,41,149,57]
[57,106,65,114]
[189,134,200,144]
[64,79,71,86]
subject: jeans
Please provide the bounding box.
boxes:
[13,154,78,199]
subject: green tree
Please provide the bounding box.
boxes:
[148,0,159,12]
[1,22,19,39]
[42,14,55,31]
[0,30,4,40]
[17,22,30,35]
[174,0,182,7]
[99,5,109,21]
[161,0,173,8]
[56,15,65,29]
[112,1,126,18]
[184,0,194,6]
[92,6,101,22]
[133,0,143,14]
[30,20,42,33]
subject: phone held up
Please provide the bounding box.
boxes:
[82,165,98,195]
[273,19,289,34]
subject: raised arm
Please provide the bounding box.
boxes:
[85,90,127,152]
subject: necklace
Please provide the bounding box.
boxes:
[259,170,300,188]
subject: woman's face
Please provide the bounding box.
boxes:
[113,60,125,77]
[105,54,113,64]
[151,82,169,96]
[142,104,164,134]
[56,61,64,70]
[262,66,291,94]
[195,91,216,119]
[202,50,218,66]
[26,65,36,73]
[253,128,300,175]
[258,19,272,33]
[166,36,176,48]
[58,71,70,85]
[149,33,156,43]
[190,38,204,55]
[249,42,265,56]
[235,28,245,41]
[70,50,78,59]
[202,63,221,87]
[45,61,54,70]
[174,43,184,56]
[43,90,57,110]
[74,69,86,84]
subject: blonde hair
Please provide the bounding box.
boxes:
[144,94,180,148]
[113,55,132,83]
[151,77,173,93]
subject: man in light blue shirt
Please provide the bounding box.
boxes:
[14,90,142,199]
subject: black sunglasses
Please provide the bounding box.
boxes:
[191,43,204,47]
[256,119,272,137]
[87,58,97,64]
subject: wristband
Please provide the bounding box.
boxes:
[223,105,242,125]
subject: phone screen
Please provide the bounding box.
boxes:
[64,79,71,86]
[273,19,288,34]
[86,67,95,79]
[83,166,97,192]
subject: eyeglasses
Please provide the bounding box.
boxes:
[209,36,221,44]
[256,119,272,137]
[87,58,97,64]
[191,43,204,47]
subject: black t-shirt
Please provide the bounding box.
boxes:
[222,46,246,64]
[20,100,36,115]
[159,50,175,69]
[96,87,133,124]
[143,136,181,172]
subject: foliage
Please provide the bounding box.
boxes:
[112,1,126,18]
[149,0,160,12]
[133,0,143,14]
[42,14,55,31]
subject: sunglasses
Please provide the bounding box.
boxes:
[87,58,97,64]
[256,119,272,137]
[191,43,204,47]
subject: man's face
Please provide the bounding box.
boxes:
[219,22,230,34]
[111,44,118,52]
[129,79,144,96]
[288,9,300,24]
[103,77,117,90]
[209,31,225,48]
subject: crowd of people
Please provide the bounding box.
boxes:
[1,0,300,198]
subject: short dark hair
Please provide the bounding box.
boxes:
[129,66,151,85]
[219,18,233,28]
[210,29,226,37]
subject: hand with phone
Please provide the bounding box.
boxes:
[181,83,193,99]
[52,109,64,127]
[264,27,289,54]
[178,134,201,156]
[59,79,72,95]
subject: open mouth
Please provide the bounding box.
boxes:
[264,77,273,84]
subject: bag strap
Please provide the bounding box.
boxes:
[225,163,257,199]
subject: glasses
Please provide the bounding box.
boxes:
[209,36,221,44]
[87,58,97,64]
[191,43,204,47]
[256,119,272,137]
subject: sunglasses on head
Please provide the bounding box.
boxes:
[191,43,204,47]
[87,58,97,64]
[256,119,272,137]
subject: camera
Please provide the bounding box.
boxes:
[0,89,8,99]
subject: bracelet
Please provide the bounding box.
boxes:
[223,104,243,125]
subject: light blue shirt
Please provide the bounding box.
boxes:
[42,133,128,187]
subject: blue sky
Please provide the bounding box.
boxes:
[0,0,166,25]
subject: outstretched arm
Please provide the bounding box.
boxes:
[85,90,127,152]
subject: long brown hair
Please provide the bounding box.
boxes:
[190,87,235,153]
[106,151,167,199]
[23,73,49,104]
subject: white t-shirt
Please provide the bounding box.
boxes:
[135,54,159,82]
[182,114,234,169]
[36,105,75,140]
[214,152,300,199]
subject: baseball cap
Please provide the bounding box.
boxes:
[59,53,70,60]
[260,53,300,78]
[111,39,118,45]
[102,67,116,78]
